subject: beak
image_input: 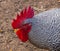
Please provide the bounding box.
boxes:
[14,29,19,33]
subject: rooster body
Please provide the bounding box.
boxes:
[12,7,60,51]
[25,8,60,51]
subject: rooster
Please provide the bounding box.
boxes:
[12,6,60,51]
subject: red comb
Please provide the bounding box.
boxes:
[12,6,34,29]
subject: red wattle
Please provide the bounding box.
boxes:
[16,29,28,42]
[16,23,32,42]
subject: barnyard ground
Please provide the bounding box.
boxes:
[0,0,60,51]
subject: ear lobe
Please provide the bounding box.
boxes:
[25,23,32,33]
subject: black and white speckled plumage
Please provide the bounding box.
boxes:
[25,8,60,51]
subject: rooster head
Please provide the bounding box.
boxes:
[12,6,34,42]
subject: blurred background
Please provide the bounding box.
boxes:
[0,0,60,51]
